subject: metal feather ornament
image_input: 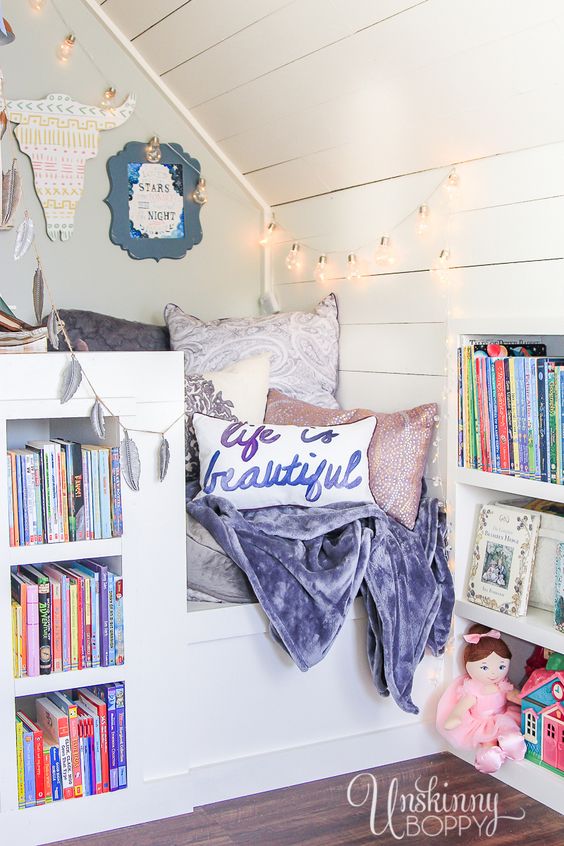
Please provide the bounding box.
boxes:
[121,430,141,491]
[47,309,60,349]
[90,399,106,439]
[159,435,170,482]
[60,357,82,404]
[13,211,34,260]
[32,262,44,323]
[1,159,22,229]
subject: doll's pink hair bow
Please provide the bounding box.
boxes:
[463,629,501,644]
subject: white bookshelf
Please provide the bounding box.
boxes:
[448,322,564,814]
[0,352,190,846]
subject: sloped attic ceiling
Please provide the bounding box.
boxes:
[98,0,564,206]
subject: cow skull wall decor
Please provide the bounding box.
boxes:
[7,92,136,240]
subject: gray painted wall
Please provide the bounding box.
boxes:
[0,0,263,326]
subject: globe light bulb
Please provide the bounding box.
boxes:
[444,168,460,201]
[285,243,301,271]
[374,235,395,267]
[145,136,162,163]
[346,253,361,281]
[416,204,430,237]
[432,248,451,282]
[314,255,328,282]
[57,33,76,63]
[101,86,116,109]
[29,0,47,10]
[192,177,208,205]
[259,220,276,246]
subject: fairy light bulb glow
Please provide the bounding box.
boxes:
[416,204,430,237]
[285,243,301,271]
[29,0,46,10]
[444,168,460,200]
[374,235,395,267]
[432,248,451,282]
[192,177,208,205]
[57,33,76,63]
[101,86,116,109]
[314,255,328,282]
[145,136,162,163]
[259,220,276,246]
[346,253,361,281]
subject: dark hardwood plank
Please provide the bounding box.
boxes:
[46,753,563,846]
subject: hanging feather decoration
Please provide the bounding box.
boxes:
[47,309,60,349]
[90,399,106,440]
[32,262,44,324]
[159,435,170,482]
[13,212,34,260]
[121,430,141,491]
[60,357,82,404]
[1,159,22,230]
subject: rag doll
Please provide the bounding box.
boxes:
[436,624,526,774]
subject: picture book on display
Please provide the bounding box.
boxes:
[15,683,127,809]
[6,440,123,547]
[11,562,124,678]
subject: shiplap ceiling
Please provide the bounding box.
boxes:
[98,0,564,205]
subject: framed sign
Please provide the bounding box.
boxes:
[105,141,203,261]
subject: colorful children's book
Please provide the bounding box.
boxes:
[35,697,73,800]
[47,691,83,798]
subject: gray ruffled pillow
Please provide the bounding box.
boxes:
[164,294,339,408]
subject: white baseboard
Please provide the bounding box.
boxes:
[191,721,445,807]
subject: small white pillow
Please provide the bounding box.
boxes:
[193,414,376,509]
[184,353,270,481]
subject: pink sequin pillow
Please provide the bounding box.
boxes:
[265,389,437,529]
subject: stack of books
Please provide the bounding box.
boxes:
[0,303,47,353]
[16,683,127,808]
[7,440,123,546]
[11,562,124,678]
[457,340,564,483]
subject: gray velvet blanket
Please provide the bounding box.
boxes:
[187,492,453,714]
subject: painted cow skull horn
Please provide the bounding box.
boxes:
[7,92,136,241]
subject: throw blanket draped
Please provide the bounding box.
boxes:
[187,493,453,714]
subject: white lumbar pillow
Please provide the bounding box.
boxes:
[193,413,376,509]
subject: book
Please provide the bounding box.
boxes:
[19,565,52,674]
[93,684,119,791]
[15,714,25,809]
[110,446,123,536]
[466,503,540,616]
[35,697,74,800]
[20,718,36,808]
[15,572,39,676]
[115,682,127,788]
[77,688,110,793]
[47,691,83,798]
[17,712,45,806]
[555,542,564,634]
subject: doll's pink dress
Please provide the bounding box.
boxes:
[436,676,521,749]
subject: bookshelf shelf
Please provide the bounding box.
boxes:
[5,538,123,567]
[455,599,564,654]
[455,467,564,503]
[14,665,127,698]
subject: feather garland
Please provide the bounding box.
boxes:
[159,435,170,482]
[60,357,82,404]
[90,399,106,440]
[32,262,44,324]
[1,159,22,229]
[121,430,141,491]
[47,309,60,349]
[14,212,34,261]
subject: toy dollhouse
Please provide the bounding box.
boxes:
[521,653,564,777]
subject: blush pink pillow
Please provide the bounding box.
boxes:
[265,389,437,529]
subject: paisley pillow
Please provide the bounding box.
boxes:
[164,294,339,409]
[265,389,437,529]
[184,355,270,481]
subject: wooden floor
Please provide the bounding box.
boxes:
[48,753,562,846]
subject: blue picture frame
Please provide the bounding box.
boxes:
[105,141,203,261]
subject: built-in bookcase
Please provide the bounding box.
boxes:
[448,320,564,814]
[0,352,189,845]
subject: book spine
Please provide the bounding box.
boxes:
[494,360,509,471]
[10,453,19,547]
[67,705,83,798]
[557,366,563,485]
[83,575,92,669]
[61,574,70,673]
[108,572,116,666]
[82,449,92,541]
[529,358,540,480]
[487,357,500,472]
[560,369,564,484]
[548,361,558,483]
[33,452,44,543]
[517,358,529,477]
[26,585,40,677]
[71,442,85,542]
[78,691,109,793]
[12,600,18,678]
[98,451,111,538]
[76,575,85,672]
[37,576,52,675]
[25,455,37,544]
[103,686,119,791]
[91,450,102,539]
[457,347,464,467]
[49,446,61,543]
[88,723,96,797]
[508,358,519,474]
[16,454,28,545]
[16,602,22,678]
[79,724,89,796]
[22,728,36,808]
[69,580,79,672]
[58,727,73,800]
[43,748,52,803]
[50,746,62,802]
[16,718,25,809]
[50,577,62,674]
[115,682,127,788]
[110,447,123,536]
[537,360,548,481]
[115,577,124,665]
[99,566,109,667]
[471,350,481,469]
[32,727,45,805]
[59,448,69,543]
[7,455,14,547]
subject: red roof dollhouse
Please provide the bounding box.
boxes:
[520,653,564,776]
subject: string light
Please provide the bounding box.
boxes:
[192,177,208,205]
[259,219,276,246]
[346,253,361,281]
[145,135,162,163]
[285,243,301,271]
[314,255,328,282]
[432,248,451,283]
[56,33,76,63]
[444,168,460,201]
[100,86,116,109]
[374,235,396,268]
[415,204,431,237]
[29,0,47,10]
